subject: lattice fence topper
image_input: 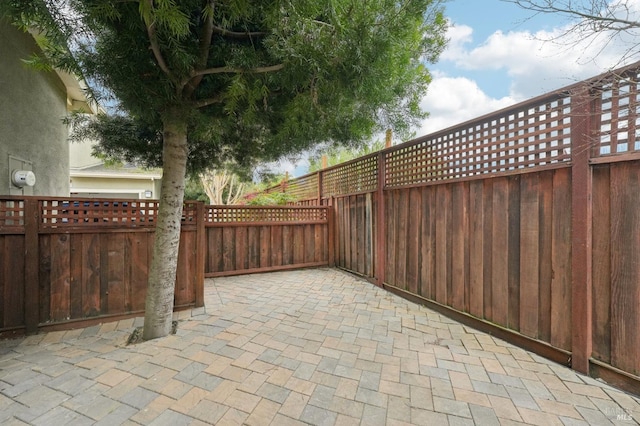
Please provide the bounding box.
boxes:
[596,70,640,157]
[40,199,160,227]
[285,174,318,200]
[322,154,378,197]
[385,96,573,187]
[205,206,327,223]
[0,199,24,230]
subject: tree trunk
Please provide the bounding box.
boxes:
[143,111,188,340]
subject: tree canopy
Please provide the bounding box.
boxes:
[2,0,448,339]
[7,0,448,171]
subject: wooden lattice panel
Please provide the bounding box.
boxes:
[385,96,572,187]
[0,199,24,230]
[286,174,318,200]
[41,199,159,228]
[596,71,640,156]
[205,206,327,223]
[322,154,378,197]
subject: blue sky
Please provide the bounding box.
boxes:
[435,0,568,99]
[417,0,640,136]
[284,0,640,176]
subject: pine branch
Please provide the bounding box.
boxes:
[143,0,177,84]
[212,25,268,39]
[192,63,284,78]
[182,0,215,98]
[193,95,224,108]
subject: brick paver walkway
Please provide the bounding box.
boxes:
[0,268,638,425]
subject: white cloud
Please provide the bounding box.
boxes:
[418,75,516,135]
[417,7,640,138]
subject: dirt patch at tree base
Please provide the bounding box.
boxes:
[126,320,178,345]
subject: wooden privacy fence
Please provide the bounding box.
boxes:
[0,197,204,338]
[260,61,640,395]
[204,205,332,277]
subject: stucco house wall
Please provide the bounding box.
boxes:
[0,20,92,197]
[70,167,162,199]
[70,138,163,200]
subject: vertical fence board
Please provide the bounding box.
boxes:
[507,177,521,332]
[184,231,196,305]
[248,227,260,269]
[483,180,494,321]
[357,195,365,275]
[69,234,83,319]
[271,226,283,266]
[236,227,248,271]
[50,234,71,321]
[538,171,554,343]
[314,224,324,263]
[350,196,358,271]
[451,183,468,312]
[0,237,5,327]
[592,165,611,363]
[551,168,572,350]
[260,226,271,268]
[419,187,436,299]
[283,225,293,265]
[520,174,540,338]
[293,226,305,264]
[333,198,340,266]
[396,190,409,291]
[122,233,133,312]
[107,234,125,314]
[385,191,396,285]
[344,197,352,270]
[174,231,190,306]
[610,162,640,375]
[3,235,24,327]
[128,232,148,312]
[223,227,236,271]
[491,178,509,326]
[435,185,450,305]
[469,180,484,318]
[407,188,421,295]
[364,194,373,277]
[24,200,38,332]
[39,235,51,323]
[207,227,221,273]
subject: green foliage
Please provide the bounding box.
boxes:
[2,0,448,171]
[184,176,209,202]
[246,192,297,206]
[308,139,386,172]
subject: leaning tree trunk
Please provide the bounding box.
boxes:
[143,111,188,340]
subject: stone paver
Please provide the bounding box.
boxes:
[1,268,639,425]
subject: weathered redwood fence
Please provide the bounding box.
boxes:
[260,62,640,394]
[0,198,331,338]
[0,197,205,337]
[203,205,332,277]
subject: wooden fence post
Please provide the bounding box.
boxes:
[195,201,205,308]
[375,151,386,287]
[327,198,335,267]
[24,197,40,334]
[317,170,323,206]
[570,84,596,374]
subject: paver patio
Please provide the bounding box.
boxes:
[0,268,638,425]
